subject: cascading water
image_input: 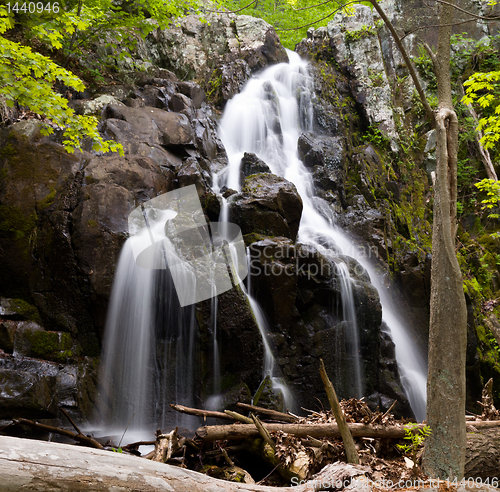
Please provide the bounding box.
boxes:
[216,50,427,419]
[97,209,200,435]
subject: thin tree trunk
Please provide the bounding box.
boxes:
[422,0,468,479]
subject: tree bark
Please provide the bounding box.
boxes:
[465,428,500,479]
[422,0,468,480]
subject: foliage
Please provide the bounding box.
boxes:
[475,179,500,225]
[363,126,389,147]
[397,423,432,455]
[396,423,432,474]
[215,0,372,50]
[463,70,500,151]
[344,23,374,42]
[0,0,200,153]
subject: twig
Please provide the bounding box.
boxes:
[118,412,135,448]
[59,407,83,435]
[15,418,103,449]
[237,403,298,423]
[251,413,275,449]
[371,400,397,424]
[256,463,280,485]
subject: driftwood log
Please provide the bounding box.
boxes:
[1,436,500,492]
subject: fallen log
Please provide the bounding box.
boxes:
[466,427,500,479]
[1,436,499,492]
[196,420,500,442]
[0,436,372,492]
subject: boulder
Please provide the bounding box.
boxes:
[297,132,346,207]
[240,152,271,183]
[229,173,303,242]
[0,354,97,420]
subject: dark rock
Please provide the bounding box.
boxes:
[297,132,346,207]
[177,81,207,109]
[177,156,211,192]
[229,173,303,242]
[196,284,264,398]
[0,354,97,420]
[103,105,194,148]
[73,154,173,309]
[240,153,271,183]
[220,59,252,103]
[169,93,192,114]
[139,85,174,109]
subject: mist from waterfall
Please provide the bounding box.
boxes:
[217,50,427,419]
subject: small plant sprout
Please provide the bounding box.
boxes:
[396,423,432,476]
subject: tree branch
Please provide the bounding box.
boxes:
[430,0,500,20]
[401,17,485,41]
[203,0,257,14]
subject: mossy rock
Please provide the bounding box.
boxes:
[0,298,41,323]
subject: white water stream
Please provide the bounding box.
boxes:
[216,50,427,420]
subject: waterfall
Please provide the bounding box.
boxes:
[97,49,427,433]
[97,211,200,434]
[216,50,427,419]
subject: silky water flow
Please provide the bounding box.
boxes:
[215,49,427,420]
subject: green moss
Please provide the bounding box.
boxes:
[87,219,98,228]
[37,187,57,210]
[0,205,37,241]
[0,142,16,158]
[344,24,375,43]
[6,298,41,323]
[30,330,74,362]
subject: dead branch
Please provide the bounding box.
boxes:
[319,359,359,464]
[170,404,233,421]
[14,418,103,449]
[236,403,299,423]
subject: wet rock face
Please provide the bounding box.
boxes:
[0,72,225,358]
[114,13,288,106]
[245,236,409,411]
[0,299,98,422]
[229,173,303,242]
[297,133,346,207]
[239,152,271,183]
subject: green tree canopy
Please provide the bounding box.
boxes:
[0,0,200,153]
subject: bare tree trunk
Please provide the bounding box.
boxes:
[422,0,468,480]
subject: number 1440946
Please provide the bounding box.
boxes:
[5,3,60,14]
